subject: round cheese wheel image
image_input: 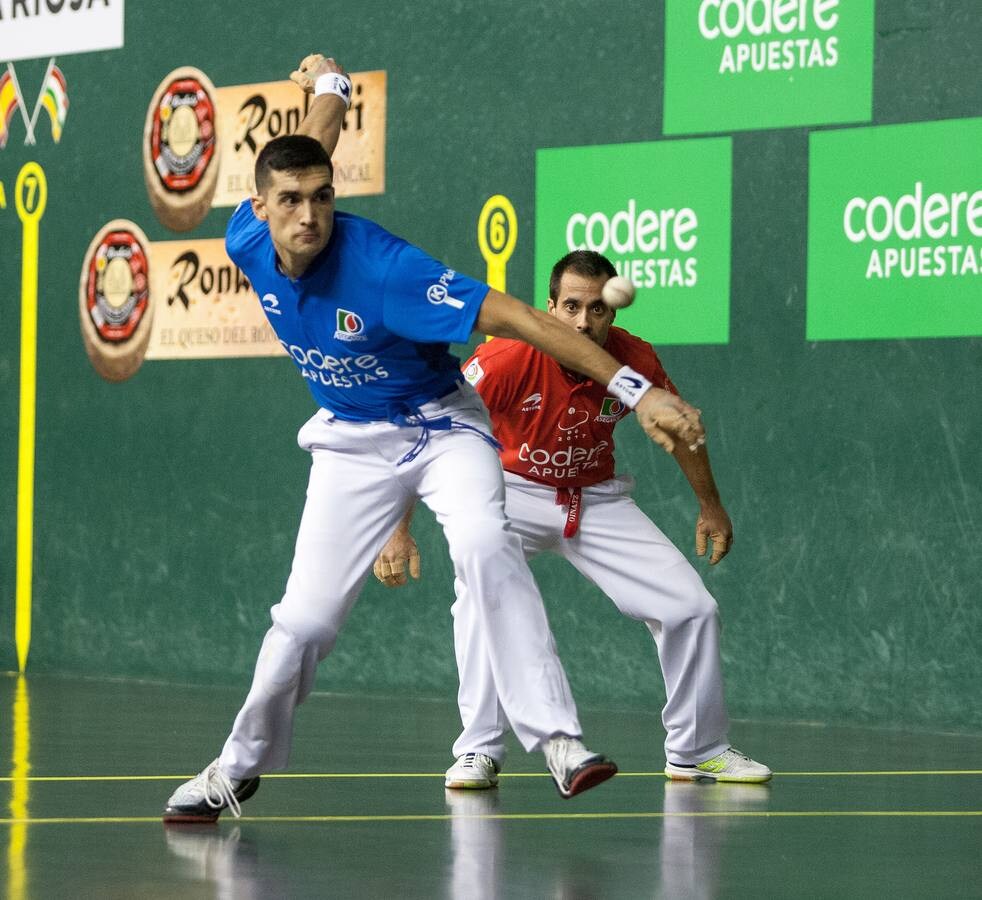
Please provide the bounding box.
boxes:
[78,219,154,382]
[143,66,220,232]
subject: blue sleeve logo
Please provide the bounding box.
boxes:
[426,283,465,310]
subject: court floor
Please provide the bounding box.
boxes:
[2,673,981,899]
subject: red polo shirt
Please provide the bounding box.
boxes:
[462,327,677,488]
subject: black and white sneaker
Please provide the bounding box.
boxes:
[163,759,261,823]
[544,736,617,798]
[445,753,500,790]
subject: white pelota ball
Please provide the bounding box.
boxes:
[601,275,636,309]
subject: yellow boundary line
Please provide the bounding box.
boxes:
[769,771,982,777]
[2,770,981,783]
[0,810,981,826]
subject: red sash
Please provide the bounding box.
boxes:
[555,486,582,538]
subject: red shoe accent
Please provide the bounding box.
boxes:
[558,759,618,798]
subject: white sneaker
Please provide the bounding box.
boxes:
[664,747,772,783]
[445,753,499,790]
[163,759,261,823]
[544,736,617,798]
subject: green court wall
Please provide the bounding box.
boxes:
[1,1,979,734]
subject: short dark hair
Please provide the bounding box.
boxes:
[255,135,333,193]
[549,250,617,300]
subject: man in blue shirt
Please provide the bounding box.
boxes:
[163,54,706,822]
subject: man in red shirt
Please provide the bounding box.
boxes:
[375,250,770,787]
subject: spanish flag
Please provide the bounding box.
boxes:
[0,69,20,149]
[40,64,69,143]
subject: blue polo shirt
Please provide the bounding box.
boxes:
[226,202,489,421]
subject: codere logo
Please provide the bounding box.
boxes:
[697,0,840,75]
[280,346,388,388]
[518,440,610,480]
[843,181,982,280]
[565,198,698,289]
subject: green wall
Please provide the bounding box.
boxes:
[1,1,979,733]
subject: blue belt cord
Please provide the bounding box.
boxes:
[389,404,501,465]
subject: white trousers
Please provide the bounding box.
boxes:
[219,384,581,779]
[451,472,730,767]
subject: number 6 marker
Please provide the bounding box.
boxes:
[477,194,517,293]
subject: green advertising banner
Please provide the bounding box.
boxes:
[664,0,874,135]
[807,118,982,341]
[535,138,731,345]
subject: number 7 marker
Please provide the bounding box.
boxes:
[14,162,46,672]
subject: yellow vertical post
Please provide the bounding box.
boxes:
[14,162,47,673]
[477,194,518,305]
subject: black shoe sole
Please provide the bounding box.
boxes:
[554,759,618,799]
[162,776,261,824]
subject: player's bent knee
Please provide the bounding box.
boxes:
[255,627,305,695]
[446,518,520,570]
[674,566,718,613]
[270,612,340,659]
[691,587,720,623]
[662,571,720,627]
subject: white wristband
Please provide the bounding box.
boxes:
[314,72,352,107]
[607,365,652,409]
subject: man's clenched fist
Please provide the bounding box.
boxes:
[290,54,346,93]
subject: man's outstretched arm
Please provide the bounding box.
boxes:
[476,289,705,454]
